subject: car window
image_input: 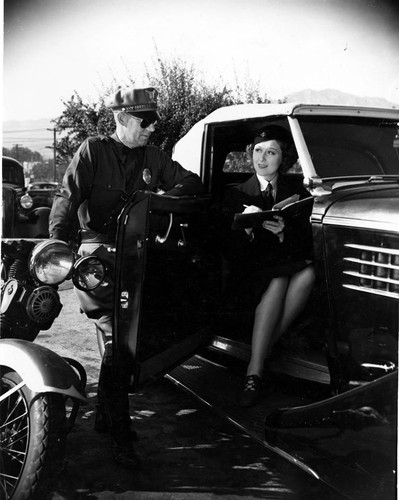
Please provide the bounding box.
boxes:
[223,151,252,173]
[2,161,25,186]
[223,151,303,174]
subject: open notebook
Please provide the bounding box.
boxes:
[232,194,314,230]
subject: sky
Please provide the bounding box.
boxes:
[3,0,399,124]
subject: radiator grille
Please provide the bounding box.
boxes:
[343,243,399,300]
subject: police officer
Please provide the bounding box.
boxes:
[49,86,204,467]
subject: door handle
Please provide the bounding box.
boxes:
[155,213,173,244]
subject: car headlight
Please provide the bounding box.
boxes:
[30,240,74,285]
[20,193,33,209]
[72,256,106,291]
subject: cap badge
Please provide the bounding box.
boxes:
[145,89,157,103]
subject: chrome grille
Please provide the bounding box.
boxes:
[343,243,399,300]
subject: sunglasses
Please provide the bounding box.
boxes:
[128,114,158,129]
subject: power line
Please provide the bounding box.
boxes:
[3,137,51,142]
[3,128,53,134]
[3,138,53,142]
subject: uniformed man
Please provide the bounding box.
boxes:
[49,86,204,467]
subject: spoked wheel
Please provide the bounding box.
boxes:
[0,370,66,500]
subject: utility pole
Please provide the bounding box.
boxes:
[46,128,57,182]
[13,144,22,162]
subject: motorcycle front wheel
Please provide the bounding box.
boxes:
[0,370,66,500]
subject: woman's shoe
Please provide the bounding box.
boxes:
[239,375,262,407]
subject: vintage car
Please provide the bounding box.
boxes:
[98,103,397,499]
[27,180,59,209]
[2,156,50,238]
[10,105,396,498]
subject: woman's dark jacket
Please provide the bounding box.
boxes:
[221,173,314,289]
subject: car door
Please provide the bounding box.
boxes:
[113,190,219,389]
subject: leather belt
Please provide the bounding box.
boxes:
[79,229,114,244]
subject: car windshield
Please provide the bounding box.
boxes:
[297,115,399,178]
[29,183,57,189]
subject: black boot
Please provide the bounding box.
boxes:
[95,357,140,468]
[94,402,138,441]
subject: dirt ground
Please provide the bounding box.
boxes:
[35,286,336,500]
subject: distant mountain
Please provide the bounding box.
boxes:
[285,88,398,108]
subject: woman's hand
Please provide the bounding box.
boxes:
[262,215,285,237]
[242,205,262,237]
[242,204,262,214]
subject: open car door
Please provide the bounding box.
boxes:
[113,190,218,390]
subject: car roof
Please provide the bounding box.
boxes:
[172,103,399,175]
[2,156,23,167]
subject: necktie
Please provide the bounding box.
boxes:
[262,183,274,210]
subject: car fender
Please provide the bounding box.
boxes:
[0,339,86,401]
[15,206,51,237]
[29,206,51,236]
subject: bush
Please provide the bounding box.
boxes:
[52,54,273,160]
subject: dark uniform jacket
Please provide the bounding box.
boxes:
[49,135,204,242]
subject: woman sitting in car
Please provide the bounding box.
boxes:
[222,125,315,407]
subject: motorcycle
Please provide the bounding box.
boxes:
[0,238,101,500]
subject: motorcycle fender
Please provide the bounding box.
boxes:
[0,339,86,402]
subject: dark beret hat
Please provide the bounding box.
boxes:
[253,125,292,146]
[105,86,161,121]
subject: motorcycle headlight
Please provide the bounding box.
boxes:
[20,193,33,209]
[30,240,74,285]
[72,256,106,291]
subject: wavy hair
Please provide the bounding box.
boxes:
[246,125,298,173]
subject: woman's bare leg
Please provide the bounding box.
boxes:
[246,276,289,377]
[269,265,316,351]
[246,265,315,377]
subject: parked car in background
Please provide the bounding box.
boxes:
[27,180,59,208]
[2,156,50,237]
[94,103,396,499]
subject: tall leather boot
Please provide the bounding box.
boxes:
[95,347,140,468]
[95,363,137,440]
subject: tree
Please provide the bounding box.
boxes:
[53,92,114,164]
[31,161,55,181]
[2,146,43,163]
[53,54,273,159]
[144,56,237,154]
